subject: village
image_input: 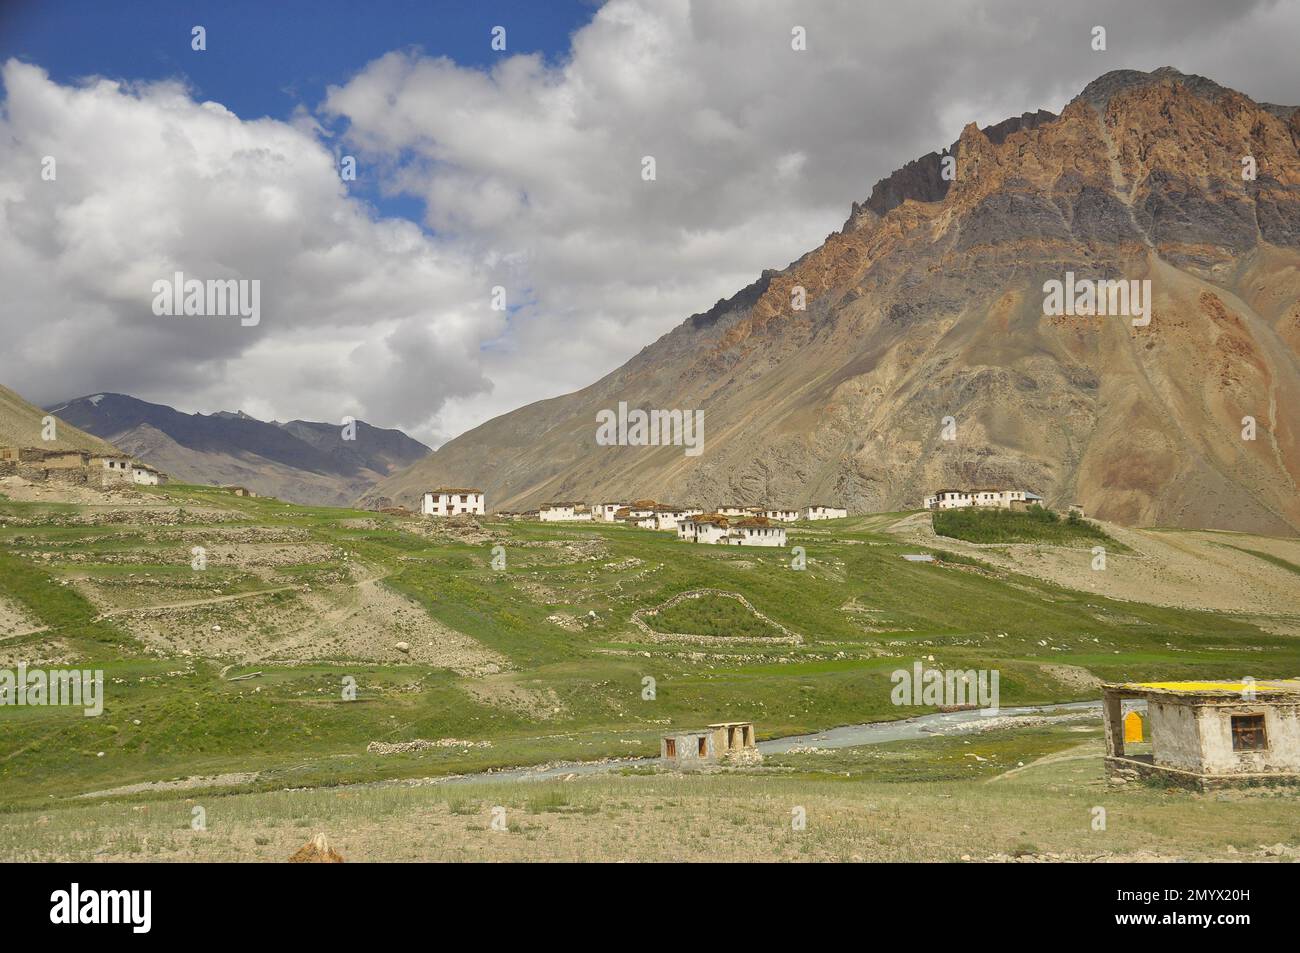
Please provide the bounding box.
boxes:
[419,488,849,547]
[417,481,1072,547]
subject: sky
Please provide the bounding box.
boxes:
[2,0,1298,446]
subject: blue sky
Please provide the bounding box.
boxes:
[0,1,594,115]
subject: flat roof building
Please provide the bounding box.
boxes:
[661,721,761,767]
[1103,680,1300,789]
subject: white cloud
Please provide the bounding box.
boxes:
[0,60,500,443]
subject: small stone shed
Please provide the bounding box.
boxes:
[661,721,761,767]
[1103,680,1300,789]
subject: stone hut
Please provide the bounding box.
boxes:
[90,454,133,485]
[1103,680,1300,789]
[661,721,761,767]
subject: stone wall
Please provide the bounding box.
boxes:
[1147,698,1201,771]
[662,731,715,765]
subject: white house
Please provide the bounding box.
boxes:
[613,507,656,529]
[678,514,787,546]
[130,463,166,486]
[760,507,800,523]
[538,502,592,522]
[652,505,703,531]
[678,514,731,544]
[805,504,848,520]
[719,505,761,517]
[922,489,970,509]
[591,502,628,521]
[921,488,1042,510]
[727,517,787,546]
[422,488,486,517]
[90,454,133,485]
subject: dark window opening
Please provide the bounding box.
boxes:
[664,738,676,758]
[697,737,707,757]
[1231,714,1267,751]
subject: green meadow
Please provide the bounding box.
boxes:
[1,484,1297,814]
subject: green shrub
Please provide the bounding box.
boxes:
[932,506,1117,547]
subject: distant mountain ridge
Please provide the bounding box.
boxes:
[49,393,430,506]
[367,67,1300,534]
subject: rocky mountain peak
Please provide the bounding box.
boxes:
[368,68,1300,534]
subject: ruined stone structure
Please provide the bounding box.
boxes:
[1104,680,1300,790]
[0,447,163,489]
[661,721,762,768]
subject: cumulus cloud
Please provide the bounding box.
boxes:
[0,59,499,441]
[2,0,1297,444]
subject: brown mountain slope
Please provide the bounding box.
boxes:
[367,68,1300,534]
[0,384,121,455]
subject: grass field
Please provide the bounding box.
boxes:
[1,482,1297,859]
[4,722,1298,862]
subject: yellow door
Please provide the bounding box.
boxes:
[1123,710,1144,743]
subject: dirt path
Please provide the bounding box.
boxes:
[92,584,309,620]
[987,743,1099,783]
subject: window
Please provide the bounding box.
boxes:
[664,738,676,758]
[697,737,707,757]
[1231,714,1267,751]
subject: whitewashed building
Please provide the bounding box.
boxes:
[677,514,731,544]
[652,505,703,531]
[921,488,1042,510]
[1104,680,1300,790]
[718,504,798,523]
[422,488,486,517]
[613,507,656,529]
[678,514,787,547]
[805,504,848,520]
[719,505,761,517]
[728,517,787,546]
[592,502,628,521]
[91,454,134,485]
[130,463,166,486]
[538,502,592,522]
